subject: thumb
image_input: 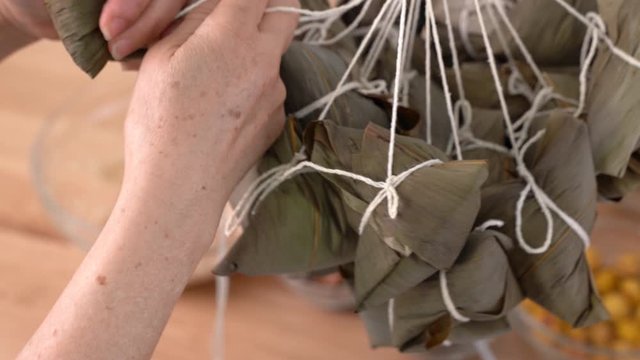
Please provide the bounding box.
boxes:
[100,0,152,41]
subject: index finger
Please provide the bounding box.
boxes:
[212,0,270,31]
[259,0,300,54]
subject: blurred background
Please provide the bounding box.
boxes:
[0,40,638,360]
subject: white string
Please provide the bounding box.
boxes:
[175,0,208,19]
[292,80,387,119]
[386,0,409,178]
[388,298,396,332]
[424,0,433,144]
[308,0,376,45]
[471,0,591,254]
[549,0,640,69]
[319,0,399,121]
[575,12,605,117]
[212,276,229,360]
[440,271,470,322]
[442,0,467,102]
[475,219,505,232]
[459,0,482,59]
[489,0,548,89]
[361,1,403,82]
[426,0,463,159]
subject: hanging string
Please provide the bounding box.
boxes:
[549,0,640,69]
[424,0,433,144]
[471,0,591,254]
[575,12,605,117]
[425,0,463,159]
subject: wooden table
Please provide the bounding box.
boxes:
[1,41,638,360]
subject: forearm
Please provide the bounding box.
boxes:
[0,3,35,61]
[19,167,228,360]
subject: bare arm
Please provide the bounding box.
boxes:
[17,0,299,358]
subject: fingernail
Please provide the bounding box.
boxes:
[110,39,132,61]
[101,17,127,41]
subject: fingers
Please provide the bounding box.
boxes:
[259,0,300,54]
[211,0,269,32]
[107,0,189,60]
[100,0,153,41]
[157,0,220,51]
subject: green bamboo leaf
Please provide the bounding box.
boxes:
[587,0,640,178]
[45,0,110,77]
[477,111,607,327]
[392,230,522,351]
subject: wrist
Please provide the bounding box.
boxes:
[118,160,233,245]
[0,3,36,60]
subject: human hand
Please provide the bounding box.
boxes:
[100,0,194,60]
[124,0,299,206]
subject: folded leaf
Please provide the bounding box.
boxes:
[477,111,607,327]
[45,0,110,77]
[587,0,640,178]
[392,230,522,351]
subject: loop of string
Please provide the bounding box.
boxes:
[575,12,606,117]
[440,271,471,322]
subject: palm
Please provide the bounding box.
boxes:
[4,0,57,39]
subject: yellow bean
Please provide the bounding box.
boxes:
[620,278,640,302]
[595,269,618,293]
[588,322,614,347]
[603,293,632,320]
[616,254,640,277]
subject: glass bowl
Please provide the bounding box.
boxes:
[31,72,227,285]
[282,272,356,312]
[511,195,640,360]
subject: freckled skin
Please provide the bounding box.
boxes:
[16,1,299,359]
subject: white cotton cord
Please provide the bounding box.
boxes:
[308,0,375,46]
[361,0,402,82]
[474,219,505,232]
[459,0,482,59]
[176,0,208,19]
[575,12,605,117]
[319,0,398,121]
[442,0,467,102]
[439,271,471,323]
[212,275,230,360]
[292,80,389,120]
[212,213,232,360]
[271,0,366,20]
[484,3,538,102]
[426,0,463,160]
[224,152,307,237]
[490,0,548,89]
[388,298,396,331]
[400,0,422,106]
[424,0,433,144]
[549,0,640,69]
[472,0,591,255]
[514,130,591,254]
[229,156,443,237]
[513,87,555,147]
[386,0,409,180]
[357,159,443,234]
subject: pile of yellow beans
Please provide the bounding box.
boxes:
[523,249,640,359]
